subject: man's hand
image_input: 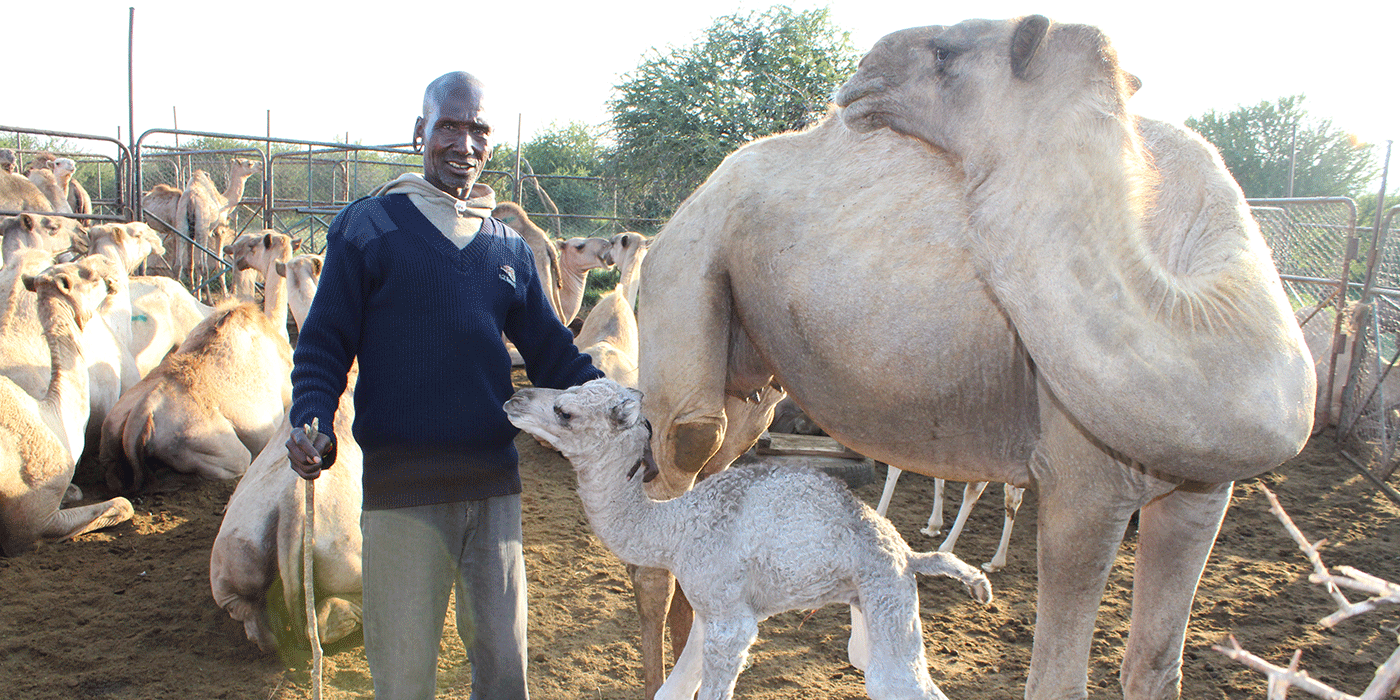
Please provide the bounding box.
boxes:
[287,418,333,480]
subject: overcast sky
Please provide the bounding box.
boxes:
[5,0,1395,169]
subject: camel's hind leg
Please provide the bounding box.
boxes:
[982,484,1025,572]
[1119,482,1232,699]
[858,581,945,700]
[937,481,989,553]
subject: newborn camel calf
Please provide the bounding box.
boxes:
[505,378,991,700]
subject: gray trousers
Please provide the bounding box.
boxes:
[361,494,529,700]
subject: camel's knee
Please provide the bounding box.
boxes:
[655,418,723,496]
[318,595,363,646]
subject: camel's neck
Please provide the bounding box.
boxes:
[96,267,133,351]
[222,172,253,209]
[30,171,66,210]
[566,428,681,569]
[288,277,318,331]
[616,249,647,310]
[559,266,589,324]
[261,257,290,341]
[964,120,1149,287]
[37,297,89,461]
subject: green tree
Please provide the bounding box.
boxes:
[608,5,858,221]
[490,122,611,236]
[1186,95,1379,199]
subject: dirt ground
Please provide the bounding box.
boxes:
[2,401,1397,698]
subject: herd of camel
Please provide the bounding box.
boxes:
[0,138,656,653]
[0,13,1372,700]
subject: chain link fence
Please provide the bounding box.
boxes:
[1332,205,1400,501]
[1250,197,1400,502]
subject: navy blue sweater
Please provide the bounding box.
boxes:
[289,193,603,509]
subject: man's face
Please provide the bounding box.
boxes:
[415,84,493,197]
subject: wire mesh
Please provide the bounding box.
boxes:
[1249,197,1359,313]
[1335,206,1400,497]
[135,147,267,291]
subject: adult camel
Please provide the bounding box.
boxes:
[635,15,1314,700]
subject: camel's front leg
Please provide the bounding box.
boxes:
[696,615,759,700]
[1120,481,1232,699]
[628,563,677,699]
[655,613,705,700]
[1026,399,1184,699]
[1025,408,1140,699]
[1026,477,1131,699]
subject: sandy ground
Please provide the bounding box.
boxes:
[2,403,1397,698]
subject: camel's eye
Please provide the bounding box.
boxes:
[934,46,952,69]
[555,406,572,422]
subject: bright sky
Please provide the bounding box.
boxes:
[5,0,1396,167]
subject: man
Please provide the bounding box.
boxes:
[287,71,603,700]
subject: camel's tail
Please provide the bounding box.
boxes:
[909,551,993,605]
[100,408,152,494]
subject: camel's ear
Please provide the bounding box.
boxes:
[311,256,323,275]
[274,261,287,277]
[609,389,644,429]
[21,274,38,292]
[262,232,275,248]
[1124,72,1143,96]
[291,237,303,251]
[69,227,89,254]
[1010,15,1050,80]
[20,213,37,232]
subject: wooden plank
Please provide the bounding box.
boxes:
[756,432,865,460]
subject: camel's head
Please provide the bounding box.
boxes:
[53,158,77,179]
[229,158,263,179]
[1,213,89,259]
[505,379,655,479]
[22,254,121,331]
[609,232,648,273]
[226,230,293,272]
[24,151,57,174]
[837,16,1134,160]
[560,236,615,271]
[89,222,165,273]
[277,254,324,284]
[492,202,534,232]
[0,148,14,173]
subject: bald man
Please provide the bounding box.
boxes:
[288,71,602,700]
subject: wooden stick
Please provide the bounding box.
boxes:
[303,417,322,700]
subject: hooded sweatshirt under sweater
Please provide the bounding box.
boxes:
[289,178,603,510]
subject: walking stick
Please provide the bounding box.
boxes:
[302,417,323,700]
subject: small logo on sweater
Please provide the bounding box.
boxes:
[499,264,517,288]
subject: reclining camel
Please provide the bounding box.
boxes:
[0,255,134,555]
[99,233,294,493]
[210,367,362,654]
[87,221,213,378]
[636,16,1314,700]
[210,255,362,654]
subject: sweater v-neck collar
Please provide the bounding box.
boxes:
[382,193,495,268]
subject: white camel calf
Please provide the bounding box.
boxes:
[505,378,991,700]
